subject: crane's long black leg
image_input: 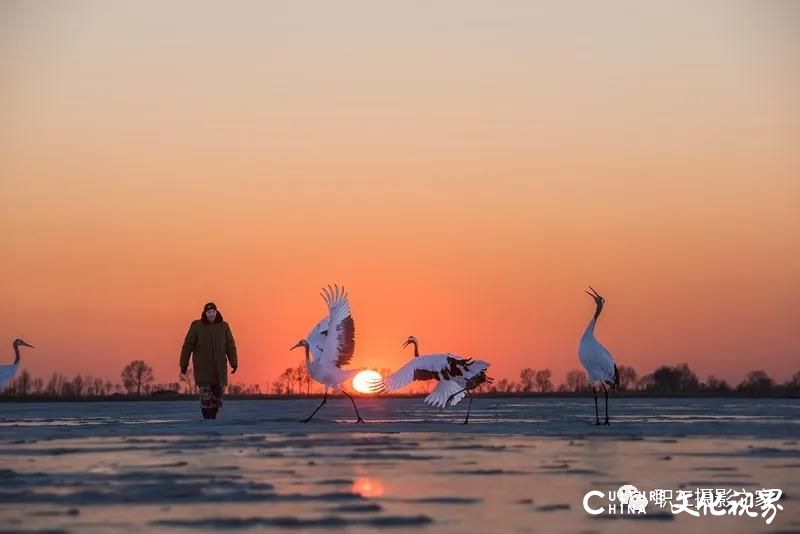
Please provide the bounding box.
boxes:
[463,394,474,425]
[300,389,327,423]
[446,388,468,408]
[602,383,610,425]
[593,385,600,425]
[342,391,365,423]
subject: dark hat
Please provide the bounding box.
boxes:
[200,302,223,323]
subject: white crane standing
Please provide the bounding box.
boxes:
[290,285,363,424]
[578,287,619,425]
[0,339,34,391]
[370,336,492,424]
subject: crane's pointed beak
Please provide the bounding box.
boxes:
[290,342,302,351]
[20,341,34,348]
[402,340,410,348]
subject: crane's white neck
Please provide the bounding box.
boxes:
[582,317,597,340]
[583,300,604,339]
[13,343,21,365]
[409,341,419,358]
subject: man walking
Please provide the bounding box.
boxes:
[180,302,238,419]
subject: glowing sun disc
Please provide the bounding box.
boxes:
[352,370,382,394]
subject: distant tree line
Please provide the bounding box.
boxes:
[469,364,800,396]
[0,360,262,399]
[2,360,799,399]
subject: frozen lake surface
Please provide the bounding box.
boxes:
[0,397,798,533]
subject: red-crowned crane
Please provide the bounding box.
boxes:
[370,336,492,424]
[291,285,362,423]
[579,287,619,425]
[0,339,34,391]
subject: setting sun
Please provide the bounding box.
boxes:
[352,370,382,394]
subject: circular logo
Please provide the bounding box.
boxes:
[628,492,648,512]
[617,484,639,505]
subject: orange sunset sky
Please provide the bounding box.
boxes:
[1,1,798,388]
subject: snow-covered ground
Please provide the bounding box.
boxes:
[0,398,798,533]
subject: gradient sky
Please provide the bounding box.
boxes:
[1,1,798,389]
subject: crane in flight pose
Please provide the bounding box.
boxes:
[370,336,492,424]
[291,285,363,424]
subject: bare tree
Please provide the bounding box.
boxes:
[121,360,154,396]
[493,378,516,393]
[295,363,310,395]
[636,373,654,390]
[703,374,730,392]
[617,365,638,391]
[648,364,700,393]
[564,369,589,392]
[93,377,106,396]
[786,371,800,393]
[291,368,298,394]
[738,370,774,395]
[535,369,553,392]
[2,377,17,395]
[84,375,95,395]
[15,370,32,395]
[519,368,535,392]
[46,373,65,396]
[280,368,296,395]
[71,374,85,397]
